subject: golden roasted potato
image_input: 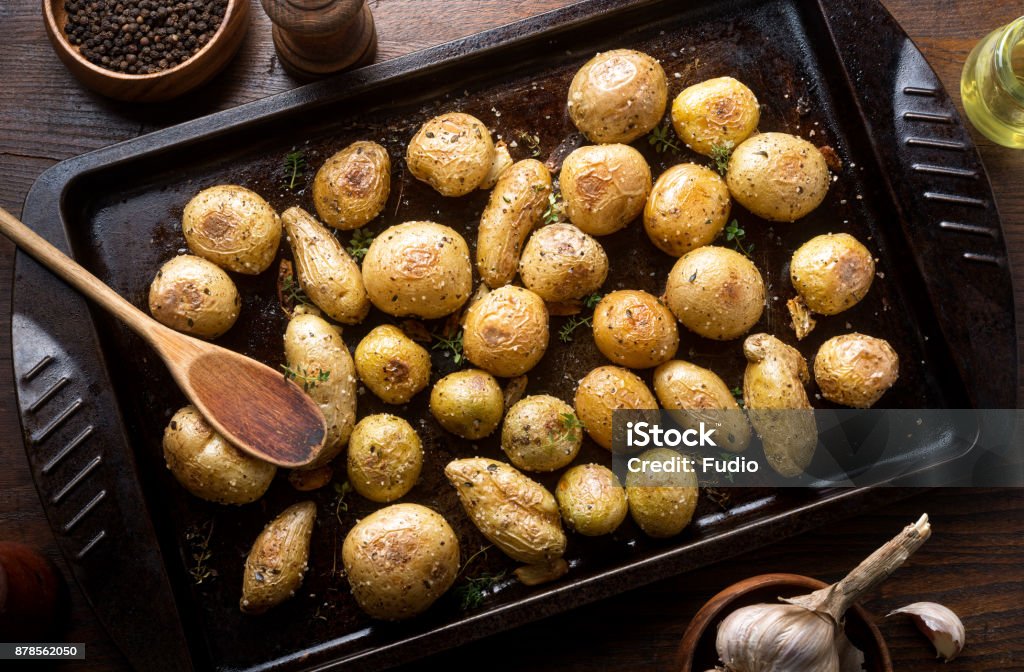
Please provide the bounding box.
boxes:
[501,395,583,472]
[518,223,608,302]
[593,290,679,369]
[347,414,423,502]
[463,285,549,377]
[362,221,473,319]
[284,313,357,469]
[406,113,495,196]
[814,333,899,408]
[182,184,281,274]
[653,360,751,453]
[567,49,668,144]
[445,458,566,565]
[354,325,431,405]
[560,144,652,236]
[312,141,391,230]
[790,233,875,315]
[342,503,459,620]
[625,447,699,538]
[162,405,276,505]
[148,254,240,339]
[574,365,658,451]
[643,163,731,257]
[555,464,628,536]
[743,333,817,477]
[670,77,760,156]
[726,133,830,222]
[476,159,553,288]
[240,501,316,614]
[663,246,765,340]
[430,369,505,439]
[282,206,370,324]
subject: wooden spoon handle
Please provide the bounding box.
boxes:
[0,206,156,338]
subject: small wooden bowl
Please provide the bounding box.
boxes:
[42,0,250,102]
[677,573,893,672]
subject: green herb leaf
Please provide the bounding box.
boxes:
[281,364,331,392]
[455,570,507,611]
[583,292,603,309]
[432,330,464,365]
[646,121,682,154]
[284,150,306,190]
[543,192,564,225]
[724,219,754,258]
[346,228,376,262]
[517,131,542,158]
[710,141,734,175]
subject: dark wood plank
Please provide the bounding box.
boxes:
[0,1,1021,671]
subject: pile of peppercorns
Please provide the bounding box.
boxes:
[63,0,228,75]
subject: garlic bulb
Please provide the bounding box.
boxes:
[716,514,932,672]
[887,602,965,661]
[718,603,840,671]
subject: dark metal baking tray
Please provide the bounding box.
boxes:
[12,0,1016,670]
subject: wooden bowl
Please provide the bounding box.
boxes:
[42,0,250,102]
[677,573,893,672]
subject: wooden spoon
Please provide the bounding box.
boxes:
[0,207,326,468]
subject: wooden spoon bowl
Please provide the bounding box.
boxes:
[677,573,894,672]
[42,0,250,102]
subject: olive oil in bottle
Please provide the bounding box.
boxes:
[961,17,1024,148]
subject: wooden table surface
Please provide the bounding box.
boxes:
[1,0,1021,670]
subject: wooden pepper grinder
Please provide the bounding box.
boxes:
[260,0,377,80]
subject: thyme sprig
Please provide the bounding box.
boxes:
[346,228,376,262]
[284,150,306,190]
[432,330,464,365]
[559,292,603,343]
[543,192,564,225]
[725,219,754,258]
[281,364,331,392]
[185,520,217,586]
[647,121,681,153]
[710,141,734,175]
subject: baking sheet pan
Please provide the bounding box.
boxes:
[13,0,1016,670]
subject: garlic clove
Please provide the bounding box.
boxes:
[835,629,866,672]
[887,602,965,662]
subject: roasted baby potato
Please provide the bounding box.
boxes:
[445,458,566,565]
[354,324,431,405]
[362,221,473,319]
[670,77,760,156]
[625,447,699,538]
[463,285,549,377]
[240,501,316,614]
[501,395,583,472]
[518,223,608,302]
[653,360,751,453]
[555,464,628,536]
[593,290,679,369]
[430,369,505,439]
[163,405,276,505]
[312,141,391,230]
[148,254,240,339]
[347,414,423,502]
[726,132,830,222]
[284,313,357,469]
[476,159,553,288]
[406,113,495,196]
[663,246,765,340]
[342,503,460,620]
[182,184,281,274]
[743,333,817,477]
[282,206,370,324]
[567,49,668,144]
[790,233,875,315]
[560,144,652,236]
[574,365,658,451]
[643,163,731,257]
[814,333,899,408]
